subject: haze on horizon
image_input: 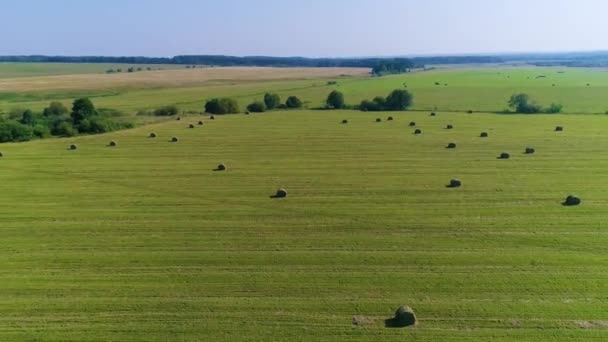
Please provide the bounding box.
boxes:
[2,0,606,58]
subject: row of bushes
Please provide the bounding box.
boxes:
[203,93,304,114]
[508,93,563,114]
[0,99,133,143]
[324,89,414,111]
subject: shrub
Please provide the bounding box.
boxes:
[71,98,97,125]
[385,89,413,111]
[205,98,240,114]
[545,103,563,114]
[285,96,303,109]
[0,121,34,142]
[43,101,69,117]
[263,93,281,110]
[153,105,179,116]
[326,90,345,109]
[33,124,51,138]
[508,93,543,113]
[52,121,77,137]
[247,101,266,113]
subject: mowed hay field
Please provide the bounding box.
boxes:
[0,62,185,79]
[1,109,608,341]
[3,66,608,114]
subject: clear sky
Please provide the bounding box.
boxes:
[2,0,607,57]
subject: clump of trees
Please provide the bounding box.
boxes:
[371,59,414,76]
[0,99,133,143]
[359,90,413,111]
[508,93,562,114]
[285,96,303,109]
[247,101,266,113]
[264,93,281,109]
[326,90,345,109]
[205,98,240,114]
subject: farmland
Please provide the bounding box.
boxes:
[1,65,608,340]
[2,66,608,115]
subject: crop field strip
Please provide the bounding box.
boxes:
[0,109,607,340]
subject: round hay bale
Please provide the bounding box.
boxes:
[393,306,417,327]
[198,121,204,125]
[409,122,416,127]
[210,115,215,120]
[189,124,195,128]
[274,189,288,198]
[564,195,581,206]
[69,144,77,150]
[342,119,348,124]
[414,129,422,135]
[499,152,510,159]
[555,126,564,132]
[376,118,382,123]
[430,112,436,117]
[216,163,227,171]
[446,124,453,129]
[149,132,157,138]
[525,147,535,154]
[446,142,456,149]
[109,141,117,147]
[480,132,488,138]
[448,179,462,188]
[171,137,179,142]
[387,116,394,121]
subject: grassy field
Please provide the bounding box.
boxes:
[2,66,608,115]
[1,108,608,340]
[0,62,187,79]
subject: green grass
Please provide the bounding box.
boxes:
[3,66,608,115]
[1,109,608,340]
[0,62,183,79]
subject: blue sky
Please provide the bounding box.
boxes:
[2,0,607,57]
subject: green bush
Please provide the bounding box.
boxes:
[385,89,413,111]
[326,90,345,109]
[153,105,179,116]
[247,101,266,113]
[43,101,69,117]
[205,98,240,114]
[0,121,34,142]
[359,90,413,111]
[285,96,303,109]
[264,93,281,110]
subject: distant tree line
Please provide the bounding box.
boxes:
[6,52,608,68]
[0,55,417,71]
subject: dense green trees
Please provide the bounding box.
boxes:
[326,90,345,109]
[385,90,414,110]
[247,101,266,113]
[71,98,97,124]
[360,90,413,111]
[508,93,562,114]
[0,98,133,143]
[264,93,281,109]
[285,96,303,109]
[205,98,240,114]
